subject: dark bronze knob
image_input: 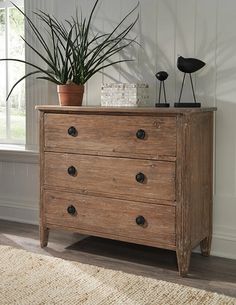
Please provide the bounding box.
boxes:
[67,166,77,176]
[136,215,146,226]
[68,126,77,137]
[136,129,145,139]
[67,205,76,216]
[136,172,145,183]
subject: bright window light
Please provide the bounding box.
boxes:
[0,0,25,145]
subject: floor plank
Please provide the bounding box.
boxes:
[0,219,235,297]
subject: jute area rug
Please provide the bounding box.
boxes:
[0,246,235,305]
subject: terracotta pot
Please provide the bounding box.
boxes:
[57,84,84,106]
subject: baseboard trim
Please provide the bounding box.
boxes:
[211,226,236,260]
[0,197,38,225]
[0,214,38,226]
[0,199,235,260]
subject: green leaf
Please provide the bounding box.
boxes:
[4,0,139,97]
[7,71,42,101]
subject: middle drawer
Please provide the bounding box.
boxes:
[44,153,176,202]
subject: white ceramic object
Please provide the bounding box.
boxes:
[101,83,149,107]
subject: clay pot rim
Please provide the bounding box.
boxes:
[57,84,84,94]
[57,83,84,87]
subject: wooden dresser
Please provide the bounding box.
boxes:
[37,106,216,276]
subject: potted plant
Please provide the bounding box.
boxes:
[1,0,138,106]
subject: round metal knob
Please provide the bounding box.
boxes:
[136,215,146,226]
[67,205,76,216]
[67,166,77,176]
[136,129,146,140]
[136,172,145,183]
[68,126,77,137]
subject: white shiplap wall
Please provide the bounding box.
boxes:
[0,158,39,224]
[0,0,236,259]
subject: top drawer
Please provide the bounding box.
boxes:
[44,114,176,159]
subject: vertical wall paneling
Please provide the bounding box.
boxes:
[195,0,218,204]
[156,0,177,104]
[215,0,236,197]
[138,0,158,103]
[175,0,196,102]
[214,0,236,246]
[86,0,104,105]
[25,0,55,150]
[0,160,39,224]
[118,0,140,84]
[195,0,217,107]
[102,0,122,83]
[74,0,91,105]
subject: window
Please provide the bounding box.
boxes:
[0,0,25,145]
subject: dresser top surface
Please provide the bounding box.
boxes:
[36,105,216,115]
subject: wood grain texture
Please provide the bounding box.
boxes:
[44,114,177,159]
[37,106,216,276]
[39,111,48,248]
[36,105,217,114]
[175,114,192,277]
[44,152,176,202]
[188,112,213,249]
[44,190,176,249]
[176,112,214,276]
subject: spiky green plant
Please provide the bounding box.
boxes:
[1,0,139,100]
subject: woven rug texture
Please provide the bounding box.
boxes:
[0,245,235,305]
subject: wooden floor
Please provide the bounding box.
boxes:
[0,220,235,298]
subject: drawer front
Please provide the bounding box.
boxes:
[44,153,176,202]
[44,191,176,247]
[44,114,176,158]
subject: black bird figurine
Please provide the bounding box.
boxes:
[155,71,169,107]
[175,56,205,108]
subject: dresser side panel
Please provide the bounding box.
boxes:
[39,111,49,246]
[176,114,192,275]
[188,112,214,248]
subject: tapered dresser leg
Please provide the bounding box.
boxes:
[176,248,191,277]
[40,226,49,248]
[200,236,212,257]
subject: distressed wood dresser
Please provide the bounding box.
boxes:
[37,106,216,276]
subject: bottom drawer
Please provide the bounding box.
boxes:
[44,191,176,248]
